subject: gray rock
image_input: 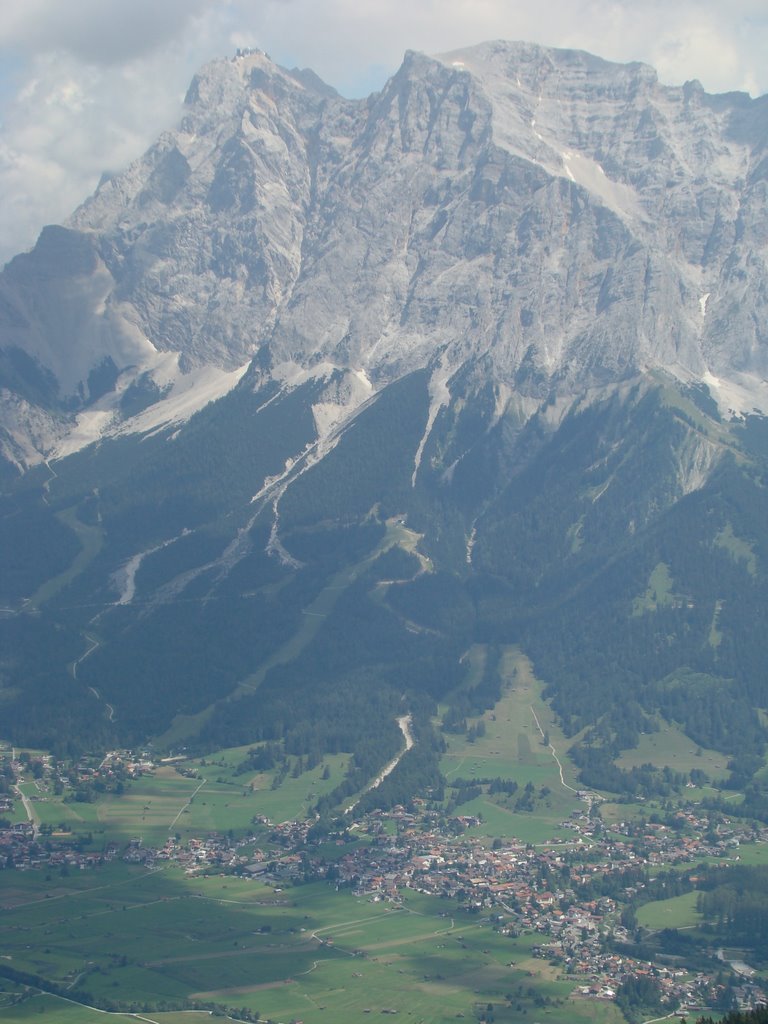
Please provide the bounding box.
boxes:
[1,41,767,469]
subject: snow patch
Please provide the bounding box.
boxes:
[436,45,645,226]
[352,367,373,391]
[699,293,710,318]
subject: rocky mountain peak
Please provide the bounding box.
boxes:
[1,41,767,471]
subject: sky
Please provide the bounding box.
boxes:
[1,0,767,266]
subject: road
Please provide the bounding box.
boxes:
[15,785,37,837]
[71,632,100,680]
[10,746,38,837]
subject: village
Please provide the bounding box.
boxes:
[2,745,767,1018]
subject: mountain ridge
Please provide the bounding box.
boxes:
[1,40,767,474]
[1,42,768,790]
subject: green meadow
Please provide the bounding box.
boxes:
[636,890,702,930]
[0,993,137,1023]
[25,506,104,613]
[17,749,352,850]
[616,721,729,778]
[439,647,585,843]
[12,646,590,857]
[0,867,625,1024]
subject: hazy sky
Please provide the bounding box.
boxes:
[1,0,767,265]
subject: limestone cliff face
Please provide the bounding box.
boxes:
[1,41,767,470]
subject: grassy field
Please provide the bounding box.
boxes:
[636,890,702,930]
[16,642,592,858]
[439,647,585,844]
[632,561,676,614]
[211,889,620,1024]
[25,506,104,612]
[725,840,768,866]
[616,721,729,778]
[0,865,625,1024]
[0,993,138,1022]
[715,523,757,576]
[175,747,351,830]
[15,749,352,849]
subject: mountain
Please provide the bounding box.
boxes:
[2,42,768,801]
[4,41,768,468]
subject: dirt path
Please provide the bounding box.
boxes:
[168,776,207,830]
[14,785,37,836]
[529,705,579,795]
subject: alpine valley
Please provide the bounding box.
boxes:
[2,38,768,807]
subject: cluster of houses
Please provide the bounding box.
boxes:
[243,804,768,1013]
[2,745,767,1013]
[0,822,121,875]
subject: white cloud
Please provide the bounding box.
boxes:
[0,49,190,266]
[0,0,766,265]
[0,0,211,64]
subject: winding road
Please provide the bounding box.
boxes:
[71,632,100,680]
[72,634,115,721]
